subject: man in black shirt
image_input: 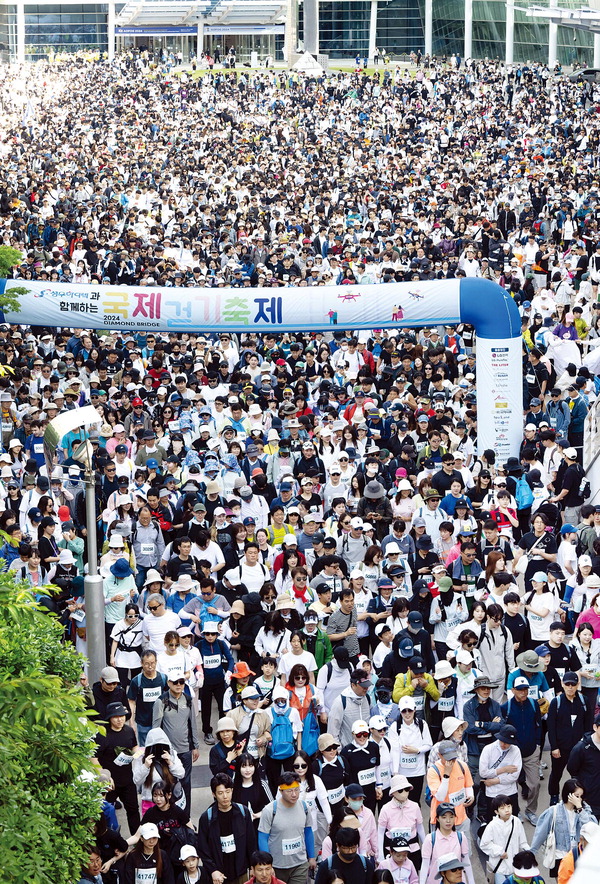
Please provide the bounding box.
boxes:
[315,827,374,884]
[430,453,464,495]
[503,591,531,656]
[546,621,581,690]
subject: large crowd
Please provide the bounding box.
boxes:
[2,50,600,884]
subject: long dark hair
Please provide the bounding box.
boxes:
[143,743,175,791]
[232,752,261,802]
[291,749,315,790]
[131,837,163,877]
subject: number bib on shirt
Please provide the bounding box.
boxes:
[466,576,477,597]
[389,827,412,841]
[34,443,44,454]
[413,694,425,711]
[135,869,157,883]
[140,543,155,556]
[142,686,161,703]
[447,615,462,630]
[328,785,344,804]
[400,753,418,770]
[282,837,303,855]
[527,684,539,700]
[380,767,391,787]
[438,695,454,711]
[114,752,133,766]
[450,788,465,806]
[203,654,221,669]
[220,835,236,853]
[358,767,376,787]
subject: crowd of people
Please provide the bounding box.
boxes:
[2,50,600,884]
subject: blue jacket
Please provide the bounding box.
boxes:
[463,695,504,755]
[501,696,541,758]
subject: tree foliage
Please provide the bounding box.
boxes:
[0,579,103,883]
[0,246,23,280]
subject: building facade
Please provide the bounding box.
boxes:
[299,0,597,66]
[0,0,597,67]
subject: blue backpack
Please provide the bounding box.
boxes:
[515,475,534,510]
[268,708,295,760]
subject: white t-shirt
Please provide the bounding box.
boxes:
[142,611,182,653]
[527,590,560,641]
[278,649,318,680]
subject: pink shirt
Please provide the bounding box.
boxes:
[576,607,600,638]
[319,806,378,859]
[378,856,418,884]
[378,799,424,858]
[420,831,474,884]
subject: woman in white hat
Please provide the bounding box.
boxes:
[377,774,425,868]
[122,821,174,883]
[389,696,432,802]
[428,661,458,744]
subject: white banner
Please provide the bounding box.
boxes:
[0,278,461,333]
[476,336,524,464]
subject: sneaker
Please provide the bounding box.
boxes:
[540,761,548,769]
[524,811,539,826]
[538,765,544,780]
[204,733,216,745]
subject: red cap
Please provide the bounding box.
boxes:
[132,397,144,406]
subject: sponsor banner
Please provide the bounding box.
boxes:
[476,337,523,463]
[0,279,461,333]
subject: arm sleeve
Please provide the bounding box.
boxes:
[304,826,315,859]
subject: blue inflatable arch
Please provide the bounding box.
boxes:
[0,277,523,458]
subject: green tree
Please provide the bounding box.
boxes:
[0,246,23,279]
[0,579,103,883]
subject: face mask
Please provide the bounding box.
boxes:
[281,612,291,620]
[376,691,391,704]
[275,701,287,709]
[348,799,363,811]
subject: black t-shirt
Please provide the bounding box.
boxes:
[316,853,374,884]
[217,808,236,879]
[518,531,557,577]
[95,724,137,786]
[141,803,189,852]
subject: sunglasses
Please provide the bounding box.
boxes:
[293,763,308,769]
[148,604,163,611]
[295,674,307,680]
[323,744,339,751]
[170,678,185,685]
[355,732,369,738]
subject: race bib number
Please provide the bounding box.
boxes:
[34,443,44,454]
[142,686,161,703]
[358,767,376,786]
[529,612,542,622]
[203,654,221,669]
[140,543,155,556]
[282,837,303,855]
[400,753,418,770]
[466,576,476,597]
[328,785,344,804]
[414,694,425,711]
[389,827,412,841]
[447,616,462,630]
[380,767,391,786]
[450,788,465,806]
[527,684,539,700]
[136,871,157,884]
[70,609,85,623]
[220,835,236,853]
[438,696,454,711]
[114,752,133,766]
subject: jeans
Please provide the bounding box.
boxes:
[136,724,152,746]
[135,565,149,591]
